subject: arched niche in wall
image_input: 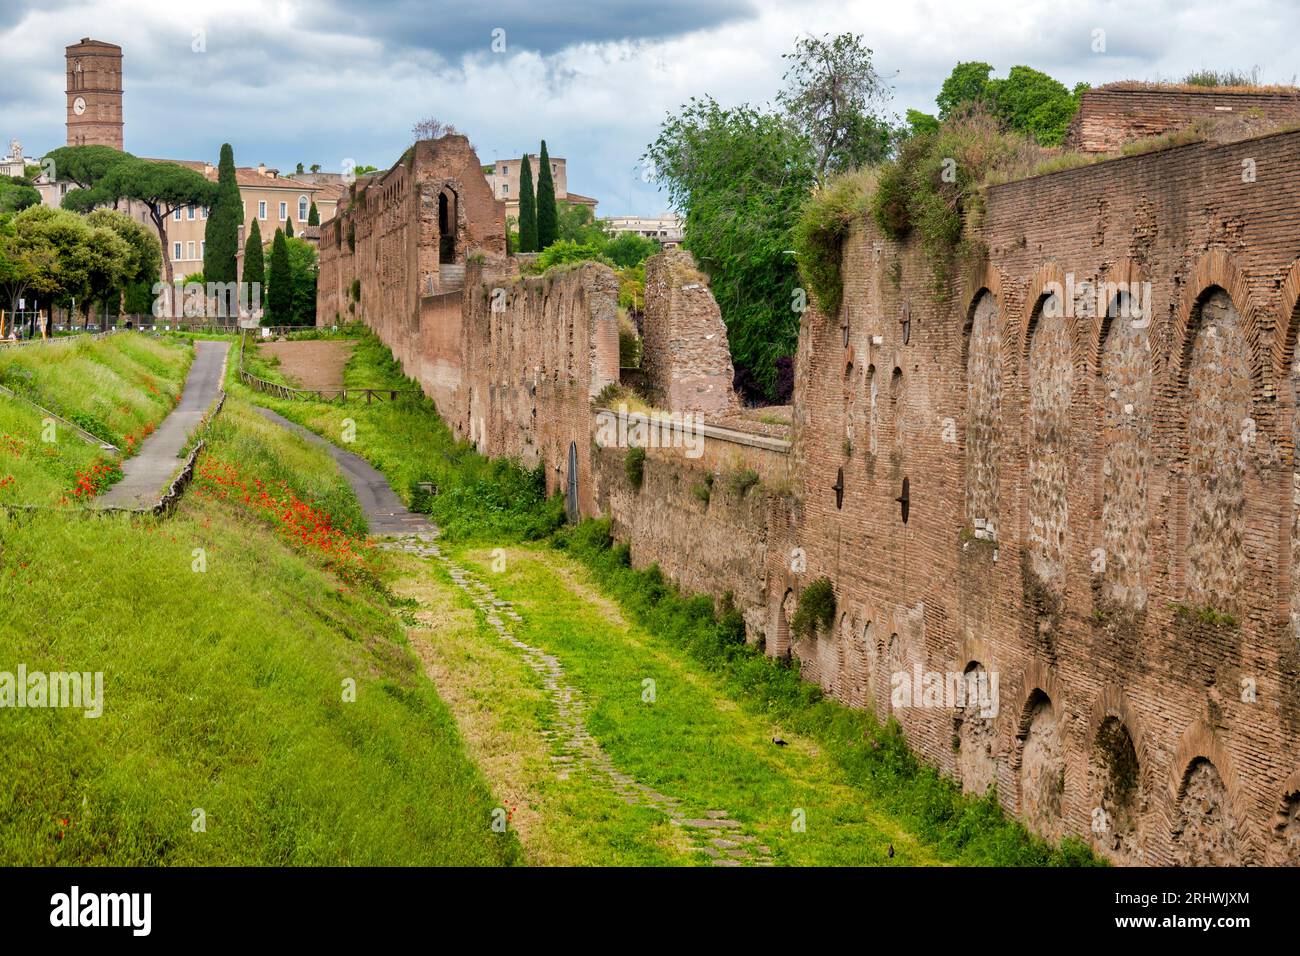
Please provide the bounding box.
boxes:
[1024,289,1072,594]
[963,289,1002,539]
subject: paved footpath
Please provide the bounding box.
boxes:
[96,339,229,510]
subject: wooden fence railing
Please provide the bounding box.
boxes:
[236,331,421,404]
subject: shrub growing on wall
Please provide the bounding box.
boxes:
[791,576,836,640]
[624,447,646,490]
[792,168,877,318]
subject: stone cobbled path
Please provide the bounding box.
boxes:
[382,531,773,867]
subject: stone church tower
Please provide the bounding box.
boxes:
[65,38,123,149]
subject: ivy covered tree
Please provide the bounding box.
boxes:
[535,141,557,249]
[517,154,537,253]
[265,227,291,325]
[203,143,242,284]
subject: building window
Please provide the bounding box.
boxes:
[279,202,287,221]
[502,184,509,194]
[187,205,195,220]
[500,165,508,175]
[200,240,205,258]
[201,207,208,219]
[173,242,182,261]
[298,196,308,221]
[186,241,196,260]
[258,201,267,220]
[173,208,181,221]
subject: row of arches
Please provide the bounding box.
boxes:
[961,253,1300,621]
[773,579,1300,863]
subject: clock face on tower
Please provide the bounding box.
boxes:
[73,96,87,115]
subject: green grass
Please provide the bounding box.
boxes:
[0,333,193,506]
[0,391,520,866]
[234,331,562,543]
[543,519,1101,866]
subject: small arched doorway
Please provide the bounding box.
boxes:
[565,441,579,523]
[438,189,457,264]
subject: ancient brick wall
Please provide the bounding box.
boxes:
[782,127,1300,865]
[1065,87,1300,152]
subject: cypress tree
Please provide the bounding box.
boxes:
[267,228,291,325]
[536,140,558,249]
[518,154,537,253]
[243,218,265,310]
[285,216,294,238]
[203,143,242,283]
[307,200,319,226]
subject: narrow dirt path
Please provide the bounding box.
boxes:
[95,339,229,509]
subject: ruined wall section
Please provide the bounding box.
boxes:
[1064,87,1300,153]
[460,260,620,515]
[786,129,1300,865]
[638,250,739,416]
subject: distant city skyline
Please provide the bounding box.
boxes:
[2,0,1298,216]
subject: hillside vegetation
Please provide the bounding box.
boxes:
[0,333,192,506]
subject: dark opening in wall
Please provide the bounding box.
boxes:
[833,467,844,509]
[890,367,903,403]
[901,301,911,345]
[897,476,910,523]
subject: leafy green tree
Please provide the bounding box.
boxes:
[645,96,816,399]
[778,32,895,179]
[64,158,218,289]
[905,109,940,135]
[86,208,160,321]
[517,154,537,253]
[603,231,659,268]
[0,213,54,333]
[307,201,319,226]
[284,236,318,325]
[0,176,41,214]
[40,145,134,190]
[265,228,291,325]
[556,202,606,245]
[285,216,294,238]
[243,218,265,312]
[203,143,242,285]
[536,141,558,249]
[936,62,993,119]
[932,62,1086,146]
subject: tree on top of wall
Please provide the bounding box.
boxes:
[518,154,538,253]
[203,143,242,285]
[536,140,558,249]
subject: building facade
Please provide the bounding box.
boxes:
[65,38,123,149]
[483,153,598,221]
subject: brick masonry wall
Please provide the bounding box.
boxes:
[1064,88,1300,153]
[785,128,1300,864]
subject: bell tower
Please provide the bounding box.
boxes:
[66,38,123,149]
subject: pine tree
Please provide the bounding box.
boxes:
[307,200,319,226]
[285,216,294,238]
[536,140,558,249]
[518,154,537,253]
[203,143,242,284]
[267,228,291,325]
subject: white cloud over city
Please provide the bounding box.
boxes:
[2,0,1297,215]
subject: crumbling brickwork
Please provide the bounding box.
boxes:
[1064,86,1300,152]
[785,125,1300,865]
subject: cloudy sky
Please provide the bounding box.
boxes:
[2,0,1297,215]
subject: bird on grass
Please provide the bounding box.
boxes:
[887,843,895,859]
[772,736,788,747]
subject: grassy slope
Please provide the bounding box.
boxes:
[0,394,519,866]
[233,331,562,542]
[0,334,193,506]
